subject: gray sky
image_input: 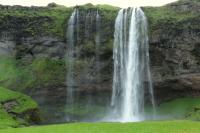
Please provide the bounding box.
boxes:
[1,0,178,8]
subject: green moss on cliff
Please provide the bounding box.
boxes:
[77,3,119,11]
[0,57,66,91]
[0,58,18,84]
[156,98,200,119]
[97,4,119,10]
[0,3,119,39]
[0,5,72,38]
[143,0,200,33]
[186,105,200,121]
[31,58,66,87]
[0,87,37,113]
[0,57,33,90]
[0,106,19,129]
[0,87,38,128]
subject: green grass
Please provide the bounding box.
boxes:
[0,87,37,114]
[156,98,200,119]
[0,121,200,133]
[0,87,38,128]
[0,105,20,129]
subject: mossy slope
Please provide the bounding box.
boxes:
[0,87,38,129]
[155,98,200,120]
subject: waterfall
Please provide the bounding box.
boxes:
[95,10,101,82]
[111,7,156,122]
[66,9,78,105]
[66,9,105,121]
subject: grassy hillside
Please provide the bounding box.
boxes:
[0,87,38,129]
[0,121,200,133]
[155,98,200,120]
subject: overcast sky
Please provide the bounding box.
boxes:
[0,0,178,8]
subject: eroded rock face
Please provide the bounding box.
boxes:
[148,1,200,103]
[0,33,66,60]
[15,36,66,60]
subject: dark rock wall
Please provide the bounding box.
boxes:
[145,0,200,103]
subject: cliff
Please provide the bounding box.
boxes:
[145,0,200,102]
[0,0,199,123]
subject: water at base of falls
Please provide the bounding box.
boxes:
[110,7,156,122]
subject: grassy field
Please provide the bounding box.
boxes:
[0,121,200,133]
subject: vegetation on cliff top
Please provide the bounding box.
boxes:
[144,0,200,33]
[0,4,72,38]
[0,0,199,38]
[0,3,119,39]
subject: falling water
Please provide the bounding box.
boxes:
[66,9,78,105]
[76,9,80,44]
[95,10,101,82]
[111,7,156,122]
[66,9,106,121]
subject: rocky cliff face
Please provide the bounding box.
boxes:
[0,0,200,123]
[144,0,200,103]
[0,4,119,123]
